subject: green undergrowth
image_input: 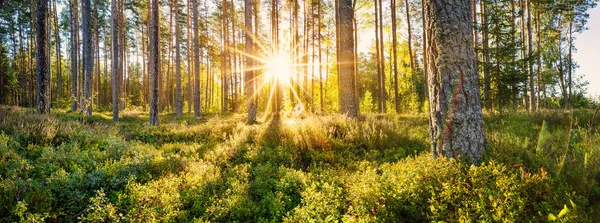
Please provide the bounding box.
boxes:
[0,105,599,222]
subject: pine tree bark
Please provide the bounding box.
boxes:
[424,0,485,163]
[245,0,257,123]
[175,0,183,117]
[378,0,385,113]
[36,0,50,114]
[71,0,79,112]
[149,0,160,125]
[536,5,541,109]
[83,0,94,116]
[337,0,358,118]
[526,0,536,111]
[374,0,383,113]
[111,0,119,121]
[193,0,203,118]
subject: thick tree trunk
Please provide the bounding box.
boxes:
[337,0,358,118]
[36,0,50,114]
[424,0,485,163]
[245,0,257,123]
[175,0,183,117]
[149,0,160,125]
[193,0,203,118]
[83,0,94,116]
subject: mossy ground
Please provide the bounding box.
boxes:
[1,105,599,222]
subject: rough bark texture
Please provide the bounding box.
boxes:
[83,0,94,116]
[71,0,79,112]
[424,0,485,163]
[36,0,50,114]
[245,0,257,123]
[111,0,119,121]
[526,0,536,111]
[175,0,183,117]
[337,0,358,118]
[192,0,202,118]
[149,0,160,125]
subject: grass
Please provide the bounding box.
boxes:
[0,105,599,222]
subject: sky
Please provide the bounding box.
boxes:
[574,5,600,100]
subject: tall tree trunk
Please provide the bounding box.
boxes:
[166,3,173,112]
[338,0,358,118]
[421,0,428,101]
[526,0,536,111]
[511,0,517,109]
[19,10,27,107]
[36,0,50,114]
[392,0,399,113]
[52,1,62,108]
[405,0,414,71]
[71,0,79,112]
[567,20,573,109]
[318,0,323,113]
[193,0,203,118]
[374,0,383,113]
[520,0,528,109]
[424,0,485,163]
[378,0,386,113]
[94,0,100,108]
[175,0,183,117]
[536,5,541,110]
[149,0,160,125]
[481,0,490,110]
[83,0,94,116]
[222,0,229,113]
[231,0,238,112]
[187,1,192,113]
[245,0,257,123]
[111,0,119,121]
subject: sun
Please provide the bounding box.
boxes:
[266,54,293,83]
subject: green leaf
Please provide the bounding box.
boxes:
[558,205,569,218]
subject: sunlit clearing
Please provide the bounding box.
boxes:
[283,118,297,125]
[266,54,292,83]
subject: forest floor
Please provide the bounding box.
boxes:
[1,105,599,222]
